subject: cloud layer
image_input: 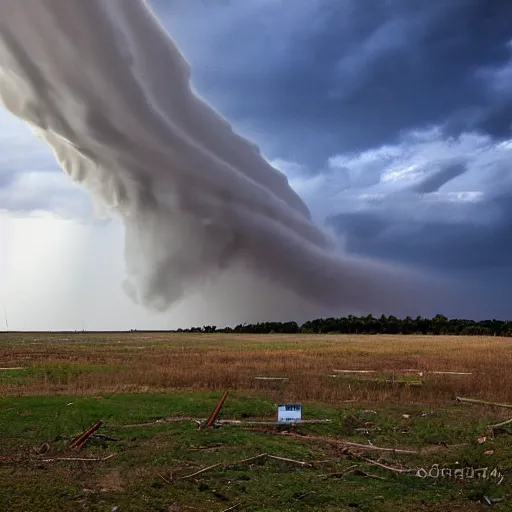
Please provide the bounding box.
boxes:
[0,0,511,328]
[0,0,448,330]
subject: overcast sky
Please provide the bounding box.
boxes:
[1,0,512,329]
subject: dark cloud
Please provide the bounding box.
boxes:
[150,0,512,165]
[413,162,467,194]
[328,192,512,272]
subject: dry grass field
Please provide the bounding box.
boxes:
[1,332,511,403]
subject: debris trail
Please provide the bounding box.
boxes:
[0,0,441,319]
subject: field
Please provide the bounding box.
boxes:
[1,332,512,511]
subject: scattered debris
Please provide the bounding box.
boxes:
[318,464,360,479]
[157,472,171,484]
[361,410,378,415]
[402,414,410,419]
[332,370,377,374]
[41,454,116,462]
[0,367,23,370]
[32,442,50,455]
[484,450,495,455]
[221,503,242,512]
[70,420,103,450]
[246,429,419,454]
[254,377,289,381]
[483,496,505,506]
[124,417,332,428]
[354,469,387,481]
[362,457,415,474]
[201,391,229,429]
[477,436,487,444]
[295,491,316,500]
[332,369,471,376]
[456,397,512,409]
[485,417,512,437]
[430,371,472,375]
[178,452,320,481]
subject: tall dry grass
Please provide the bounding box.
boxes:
[0,333,510,404]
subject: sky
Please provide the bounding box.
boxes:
[1,0,512,330]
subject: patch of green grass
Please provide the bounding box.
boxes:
[1,393,510,511]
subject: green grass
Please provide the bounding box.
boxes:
[1,392,511,511]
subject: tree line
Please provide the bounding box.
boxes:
[173,315,512,336]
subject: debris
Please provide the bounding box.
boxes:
[41,453,116,462]
[202,391,229,429]
[157,472,171,484]
[0,367,23,370]
[361,410,378,415]
[178,452,319,481]
[483,496,505,505]
[32,442,50,455]
[477,436,487,444]
[295,491,316,500]
[245,429,419,454]
[485,417,512,437]
[361,457,416,474]
[430,371,472,375]
[124,417,332,428]
[456,397,512,409]
[221,504,242,512]
[179,462,223,480]
[112,507,120,512]
[70,421,103,450]
[354,469,387,480]
[484,450,495,455]
[333,370,377,374]
[267,455,312,467]
[254,377,289,381]
[402,414,410,419]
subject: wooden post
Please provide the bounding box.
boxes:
[205,391,229,428]
[70,421,103,450]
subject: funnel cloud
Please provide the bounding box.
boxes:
[0,0,447,324]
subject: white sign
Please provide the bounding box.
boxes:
[277,404,302,423]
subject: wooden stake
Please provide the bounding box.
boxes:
[205,391,229,428]
[70,421,103,450]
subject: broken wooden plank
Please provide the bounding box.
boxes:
[430,371,472,375]
[456,397,512,409]
[332,369,471,376]
[248,430,419,454]
[485,417,512,436]
[42,453,116,462]
[361,457,416,474]
[70,421,103,450]
[254,377,289,381]
[332,370,377,374]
